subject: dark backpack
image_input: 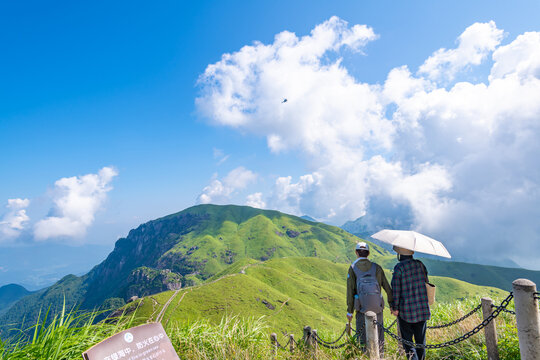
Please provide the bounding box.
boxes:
[352,262,384,313]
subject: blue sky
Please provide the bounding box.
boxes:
[1,0,540,288]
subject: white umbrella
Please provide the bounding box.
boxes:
[371,230,451,258]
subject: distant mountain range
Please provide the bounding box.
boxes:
[0,284,32,315]
[300,215,317,222]
[1,204,539,337]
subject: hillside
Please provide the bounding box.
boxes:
[0,284,32,315]
[128,257,508,334]
[0,204,386,336]
[2,203,536,339]
[82,204,388,308]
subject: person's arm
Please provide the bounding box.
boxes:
[376,265,393,308]
[346,266,356,319]
[391,265,401,315]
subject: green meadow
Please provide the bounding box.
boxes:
[130,257,507,336]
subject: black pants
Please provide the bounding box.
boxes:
[398,317,426,360]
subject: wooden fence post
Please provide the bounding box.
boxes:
[289,334,295,352]
[365,311,380,360]
[303,326,312,348]
[481,297,499,360]
[312,329,319,357]
[513,279,540,360]
[270,333,277,357]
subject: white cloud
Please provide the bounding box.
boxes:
[197,18,540,267]
[0,198,30,241]
[34,167,118,240]
[198,167,257,204]
[419,21,504,81]
[245,192,266,209]
[490,31,540,80]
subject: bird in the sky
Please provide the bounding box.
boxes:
[282,98,288,103]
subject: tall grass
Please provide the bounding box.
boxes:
[0,303,135,360]
[0,297,521,360]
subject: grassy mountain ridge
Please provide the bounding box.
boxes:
[1,204,536,340]
[0,204,386,336]
[129,257,508,334]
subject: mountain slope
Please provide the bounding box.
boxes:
[129,257,508,334]
[0,284,32,315]
[82,204,388,308]
[0,204,387,335]
[2,204,536,338]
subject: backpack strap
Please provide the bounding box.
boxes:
[368,262,377,277]
[416,260,428,282]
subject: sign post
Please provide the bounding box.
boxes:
[83,322,180,360]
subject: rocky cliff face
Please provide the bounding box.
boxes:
[82,211,206,307]
[123,267,182,298]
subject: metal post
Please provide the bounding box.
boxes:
[289,334,295,352]
[513,279,540,360]
[365,311,380,359]
[481,297,499,360]
[270,333,277,356]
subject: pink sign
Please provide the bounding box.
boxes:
[83,322,180,360]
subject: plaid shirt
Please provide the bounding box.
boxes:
[391,258,431,323]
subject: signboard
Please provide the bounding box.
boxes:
[83,322,180,360]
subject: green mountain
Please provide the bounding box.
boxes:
[0,204,386,336]
[1,204,537,339]
[127,257,508,334]
[0,284,32,315]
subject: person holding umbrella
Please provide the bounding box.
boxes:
[371,230,451,360]
[390,246,430,360]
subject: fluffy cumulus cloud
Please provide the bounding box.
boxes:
[419,21,504,81]
[245,192,266,209]
[198,167,257,204]
[0,198,30,241]
[197,17,540,267]
[34,167,118,240]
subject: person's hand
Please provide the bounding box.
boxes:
[391,309,399,317]
[347,313,353,322]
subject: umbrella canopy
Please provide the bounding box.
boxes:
[371,230,451,258]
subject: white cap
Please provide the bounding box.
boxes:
[355,242,369,251]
